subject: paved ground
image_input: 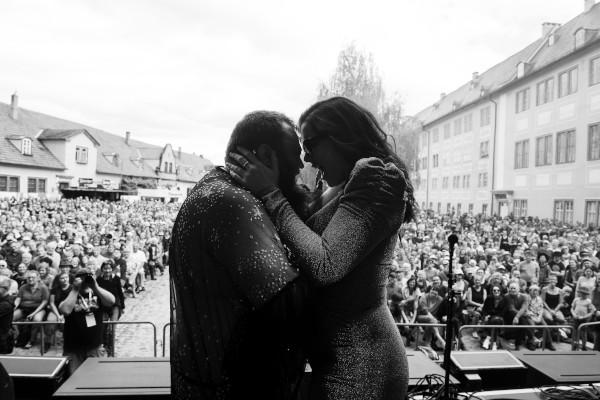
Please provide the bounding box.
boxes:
[10,268,171,358]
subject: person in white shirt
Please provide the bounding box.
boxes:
[128,242,147,294]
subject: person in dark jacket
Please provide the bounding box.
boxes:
[0,279,15,354]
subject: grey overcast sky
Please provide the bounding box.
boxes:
[0,0,584,165]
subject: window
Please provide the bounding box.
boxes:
[453,118,462,136]
[432,178,438,189]
[422,157,428,170]
[480,106,491,127]
[554,200,574,224]
[21,138,32,156]
[457,203,462,215]
[443,123,451,139]
[589,123,600,161]
[169,162,174,173]
[27,178,46,193]
[558,67,578,97]
[515,87,530,113]
[482,203,488,215]
[432,154,439,168]
[513,199,528,218]
[442,177,449,189]
[536,134,553,166]
[447,203,451,214]
[432,128,439,143]
[75,146,88,164]
[478,172,488,187]
[556,130,576,164]
[514,139,530,169]
[536,77,554,105]
[480,141,489,158]
[591,56,600,86]
[453,176,460,189]
[585,200,600,227]
[464,114,473,132]
[468,203,474,214]
[0,176,19,192]
[437,203,442,214]
[462,175,470,188]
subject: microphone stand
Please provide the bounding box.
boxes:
[443,234,458,400]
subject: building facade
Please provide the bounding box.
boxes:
[0,94,212,202]
[414,0,600,226]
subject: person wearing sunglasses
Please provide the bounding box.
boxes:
[228,96,416,400]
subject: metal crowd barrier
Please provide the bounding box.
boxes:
[458,324,575,350]
[11,320,158,357]
[106,320,158,357]
[162,322,172,357]
[576,321,600,351]
[12,321,62,356]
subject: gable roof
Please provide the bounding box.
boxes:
[38,128,101,146]
[416,3,600,126]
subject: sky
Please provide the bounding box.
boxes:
[0,0,585,165]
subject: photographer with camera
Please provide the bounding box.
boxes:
[59,267,115,375]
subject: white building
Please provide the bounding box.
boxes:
[0,93,212,201]
[414,0,600,226]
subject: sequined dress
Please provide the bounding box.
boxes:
[261,157,409,400]
[170,168,306,400]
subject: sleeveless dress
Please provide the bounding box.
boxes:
[261,157,409,400]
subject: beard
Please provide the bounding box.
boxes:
[278,169,312,221]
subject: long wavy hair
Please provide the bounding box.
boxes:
[299,96,416,222]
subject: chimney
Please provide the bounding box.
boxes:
[10,92,18,120]
[542,22,560,36]
[440,93,446,100]
[472,72,479,81]
[178,146,182,159]
[585,0,595,12]
[125,131,130,145]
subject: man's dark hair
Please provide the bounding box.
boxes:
[38,256,53,266]
[225,111,311,219]
[225,111,296,158]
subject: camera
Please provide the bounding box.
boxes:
[75,271,95,285]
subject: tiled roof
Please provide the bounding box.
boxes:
[0,103,65,170]
[176,151,213,183]
[0,101,213,181]
[415,3,600,126]
[38,128,101,146]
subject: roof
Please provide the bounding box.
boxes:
[0,100,213,181]
[38,128,101,146]
[416,3,600,126]
[0,103,65,170]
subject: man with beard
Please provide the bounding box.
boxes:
[170,111,310,400]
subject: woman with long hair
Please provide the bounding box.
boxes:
[228,96,415,399]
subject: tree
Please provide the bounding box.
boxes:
[316,43,417,174]
[318,43,385,117]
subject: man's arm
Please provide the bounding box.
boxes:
[207,187,298,308]
[59,288,79,316]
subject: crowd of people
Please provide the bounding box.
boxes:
[1,195,600,367]
[0,197,176,367]
[387,212,600,352]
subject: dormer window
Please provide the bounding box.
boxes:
[575,28,586,49]
[21,138,32,156]
[517,62,530,79]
